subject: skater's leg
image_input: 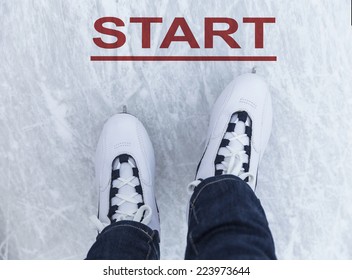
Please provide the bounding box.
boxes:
[186,73,275,259]
[87,113,160,260]
[86,221,159,260]
[185,175,275,260]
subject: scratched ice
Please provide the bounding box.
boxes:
[0,0,351,259]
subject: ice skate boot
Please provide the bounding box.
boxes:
[189,73,272,191]
[93,113,159,233]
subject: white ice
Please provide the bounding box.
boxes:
[0,0,352,259]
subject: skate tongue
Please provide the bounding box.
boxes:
[119,162,132,178]
[216,113,250,175]
[228,114,248,154]
[111,158,142,221]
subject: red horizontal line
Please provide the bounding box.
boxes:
[90,56,277,62]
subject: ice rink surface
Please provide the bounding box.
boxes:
[0,0,351,259]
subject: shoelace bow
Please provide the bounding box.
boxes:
[188,127,254,193]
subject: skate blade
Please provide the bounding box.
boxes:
[120,105,136,117]
[122,105,127,114]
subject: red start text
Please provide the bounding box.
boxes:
[93,17,276,49]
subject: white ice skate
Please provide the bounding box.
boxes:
[92,113,159,233]
[190,73,272,191]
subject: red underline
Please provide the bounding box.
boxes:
[90,56,277,62]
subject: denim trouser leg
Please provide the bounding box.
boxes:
[86,220,160,260]
[185,175,276,260]
[86,175,275,260]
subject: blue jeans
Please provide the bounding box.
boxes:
[86,175,276,260]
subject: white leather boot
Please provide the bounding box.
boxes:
[191,73,273,191]
[93,113,160,233]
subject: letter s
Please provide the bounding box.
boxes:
[93,17,126,49]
